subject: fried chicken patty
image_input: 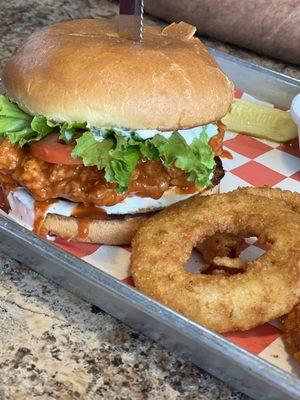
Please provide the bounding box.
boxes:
[0,139,208,206]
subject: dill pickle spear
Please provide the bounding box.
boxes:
[221,99,298,142]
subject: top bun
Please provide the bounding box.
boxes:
[2,19,233,130]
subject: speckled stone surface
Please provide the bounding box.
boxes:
[0,1,298,399]
[0,254,251,400]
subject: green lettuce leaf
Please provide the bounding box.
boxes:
[7,115,57,147]
[0,95,57,146]
[104,132,141,193]
[71,131,115,169]
[31,115,54,135]
[71,129,215,192]
[59,121,87,143]
[130,133,160,160]
[150,131,215,188]
[72,130,141,193]
[0,94,33,143]
[0,94,32,121]
[0,94,86,147]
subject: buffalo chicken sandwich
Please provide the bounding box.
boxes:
[0,19,233,244]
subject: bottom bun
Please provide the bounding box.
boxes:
[43,184,221,245]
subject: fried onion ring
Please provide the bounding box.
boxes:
[211,256,247,270]
[239,187,300,213]
[131,189,300,333]
[283,303,300,364]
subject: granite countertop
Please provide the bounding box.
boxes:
[0,1,299,399]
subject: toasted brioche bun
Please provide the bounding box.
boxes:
[43,184,220,245]
[2,19,233,130]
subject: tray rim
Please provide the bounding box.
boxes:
[0,216,299,399]
[210,47,300,87]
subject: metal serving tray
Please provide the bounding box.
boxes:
[0,50,299,400]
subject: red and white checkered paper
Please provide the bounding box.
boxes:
[5,89,300,375]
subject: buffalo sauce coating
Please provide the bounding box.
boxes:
[76,219,90,240]
[71,204,109,240]
[34,199,57,236]
[72,203,109,219]
[0,139,197,206]
[0,184,10,213]
[209,121,233,160]
[0,127,226,240]
[34,201,109,240]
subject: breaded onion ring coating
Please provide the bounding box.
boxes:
[238,187,300,213]
[212,256,247,270]
[283,303,300,364]
[131,190,300,333]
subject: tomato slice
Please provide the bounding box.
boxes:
[30,132,82,165]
